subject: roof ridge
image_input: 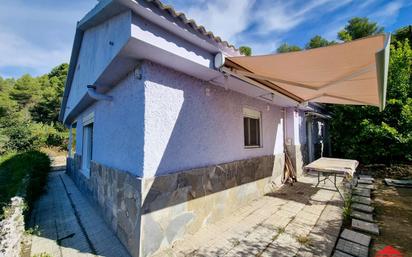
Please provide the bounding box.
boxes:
[145,0,238,51]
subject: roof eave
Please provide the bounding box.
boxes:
[59,0,241,123]
[59,0,127,122]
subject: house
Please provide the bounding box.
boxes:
[60,1,389,256]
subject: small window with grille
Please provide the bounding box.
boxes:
[243,108,262,148]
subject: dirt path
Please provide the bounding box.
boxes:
[371,180,412,256]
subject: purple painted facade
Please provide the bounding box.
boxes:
[73,60,289,178]
[60,1,323,256]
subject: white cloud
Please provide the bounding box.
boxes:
[0,0,95,77]
[358,0,377,9]
[175,0,353,54]
[253,0,352,34]
[369,0,404,25]
[248,40,282,55]
[318,0,377,41]
[322,25,344,41]
[0,29,69,76]
[186,0,255,42]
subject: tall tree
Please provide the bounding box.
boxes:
[338,17,384,42]
[9,74,41,108]
[0,63,69,153]
[277,43,301,53]
[30,63,68,125]
[392,25,412,48]
[239,46,252,56]
[306,35,336,49]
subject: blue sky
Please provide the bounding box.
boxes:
[1,0,411,78]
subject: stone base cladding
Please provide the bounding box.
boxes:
[140,154,284,257]
[67,155,141,257]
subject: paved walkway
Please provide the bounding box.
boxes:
[153,174,344,257]
[29,172,131,257]
[29,171,344,257]
[50,155,67,171]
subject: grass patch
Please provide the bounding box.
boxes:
[295,235,312,246]
[276,227,285,234]
[342,193,352,226]
[229,238,240,247]
[25,225,41,236]
[0,150,51,216]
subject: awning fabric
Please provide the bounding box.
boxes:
[223,34,391,110]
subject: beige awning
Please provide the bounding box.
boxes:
[221,34,391,110]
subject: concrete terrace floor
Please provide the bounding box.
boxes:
[29,171,131,257]
[153,174,344,257]
[28,171,344,257]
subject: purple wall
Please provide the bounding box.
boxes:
[143,61,284,177]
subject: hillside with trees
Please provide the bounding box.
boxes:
[0,64,69,155]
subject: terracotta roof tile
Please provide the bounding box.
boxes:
[145,0,238,51]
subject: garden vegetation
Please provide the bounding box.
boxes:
[0,64,66,215]
[0,64,69,154]
[0,151,50,216]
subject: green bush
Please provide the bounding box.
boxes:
[0,151,51,215]
[4,122,38,152]
[46,130,68,147]
[329,40,412,164]
[0,63,69,153]
[0,120,69,154]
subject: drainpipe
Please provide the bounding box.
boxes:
[87,85,113,101]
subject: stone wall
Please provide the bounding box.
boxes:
[0,197,25,257]
[140,154,284,257]
[67,155,141,257]
[68,153,284,257]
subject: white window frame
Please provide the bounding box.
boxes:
[81,112,94,178]
[243,107,262,148]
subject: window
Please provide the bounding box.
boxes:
[82,123,93,172]
[81,112,94,176]
[243,108,261,148]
